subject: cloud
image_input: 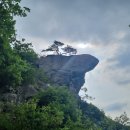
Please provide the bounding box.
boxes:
[116,45,130,67]
[105,102,127,112]
[17,0,130,43]
[118,79,130,85]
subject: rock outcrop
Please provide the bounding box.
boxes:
[0,54,98,102]
[38,54,99,93]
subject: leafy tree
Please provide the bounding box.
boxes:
[12,39,48,86]
[42,40,64,55]
[0,100,64,130]
[37,86,81,124]
[42,41,77,56]
[13,38,38,65]
[62,45,77,55]
[0,38,30,89]
[36,87,105,130]
[80,87,94,101]
[54,40,64,46]
[115,112,130,126]
[0,0,31,89]
[0,0,30,42]
[12,39,39,85]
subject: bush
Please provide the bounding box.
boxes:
[0,87,98,130]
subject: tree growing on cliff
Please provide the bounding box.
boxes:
[62,45,77,55]
[42,41,77,56]
[42,40,64,55]
[54,40,64,47]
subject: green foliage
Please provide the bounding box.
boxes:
[42,40,64,55]
[13,39,38,65]
[12,38,40,85]
[115,112,130,126]
[0,87,103,130]
[0,0,46,89]
[79,100,105,123]
[79,100,130,130]
[0,0,31,89]
[0,87,129,130]
[62,45,77,55]
[42,40,77,56]
[0,101,64,130]
[0,38,30,89]
[37,87,81,124]
[0,0,30,42]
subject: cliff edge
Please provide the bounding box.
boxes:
[38,54,99,93]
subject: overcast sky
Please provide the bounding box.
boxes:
[16,0,130,119]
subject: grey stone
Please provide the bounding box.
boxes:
[16,85,38,102]
[38,54,99,93]
[2,93,17,103]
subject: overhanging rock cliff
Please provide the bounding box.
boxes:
[38,54,99,93]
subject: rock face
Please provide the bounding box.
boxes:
[0,54,98,102]
[38,54,99,93]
